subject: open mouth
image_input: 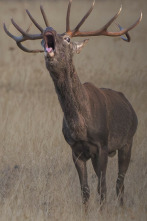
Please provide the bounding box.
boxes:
[44,32,55,57]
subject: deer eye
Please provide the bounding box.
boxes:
[64,37,70,43]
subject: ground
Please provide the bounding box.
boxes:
[0,0,147,220]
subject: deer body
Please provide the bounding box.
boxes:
[63,83,137,156]
[46,44,138,205]
[4,0,142,209]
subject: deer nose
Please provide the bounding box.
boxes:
[44,27,55,34]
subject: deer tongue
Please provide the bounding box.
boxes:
[46,47,54,57]
[46,47,52,52]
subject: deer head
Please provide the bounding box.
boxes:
[3,0,142,70]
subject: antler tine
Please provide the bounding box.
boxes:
[3,22,21,41]
[4,22,43,53]
[71,5,122,37]
[10,18,43,40]
[70,7,142,39]
[26,23,32,33]
[73,0,95,35]
[100,5,122,33]
[11,18,33,37]
[3,6,51,53]
[66,0,72,33]
[117,12,142,35]
[40,5,50,27]
[16,42,44,53]
[26,9,43,32]
[115,22,131,42]
[3,21,43,53]
[102,12,142,37]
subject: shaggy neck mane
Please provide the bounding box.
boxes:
[49,60,89,127]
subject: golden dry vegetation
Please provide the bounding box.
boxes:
[0,0,147,220]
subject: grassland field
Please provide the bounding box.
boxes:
[0,0,147,220]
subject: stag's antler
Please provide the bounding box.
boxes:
[3,0,142,53]
[3,6,49,53]
[66,0,142,42]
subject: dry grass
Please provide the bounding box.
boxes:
[0,0,147,220]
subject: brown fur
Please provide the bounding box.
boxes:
[42,28,138,207]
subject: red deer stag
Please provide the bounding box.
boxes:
[4,0,142,209]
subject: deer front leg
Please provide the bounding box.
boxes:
[91,146,108,206]
[72,151,90,207]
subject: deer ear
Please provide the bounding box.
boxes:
[71,39,89,54]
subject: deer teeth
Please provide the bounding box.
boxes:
[49,51,54,57]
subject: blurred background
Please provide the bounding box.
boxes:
[0,0,146,220]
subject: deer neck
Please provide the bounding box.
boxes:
[48,61,89,128]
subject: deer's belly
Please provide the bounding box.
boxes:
[72,141,98,161]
